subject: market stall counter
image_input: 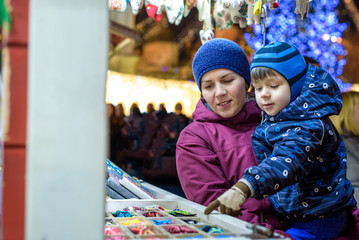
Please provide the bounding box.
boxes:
[105,159,290,240]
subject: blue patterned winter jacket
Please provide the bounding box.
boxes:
[242,64,356,221]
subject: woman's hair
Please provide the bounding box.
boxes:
[331,91,359,136]
[250,66,283,84]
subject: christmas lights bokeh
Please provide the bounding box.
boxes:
[244,0,352,91]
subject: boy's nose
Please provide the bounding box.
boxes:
[261,88,270,98]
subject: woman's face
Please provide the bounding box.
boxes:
[201,68,248,118]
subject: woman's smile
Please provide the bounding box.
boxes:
[218,100,232,107]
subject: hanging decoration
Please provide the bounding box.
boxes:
[107,0,336,33]
[109,0,128,12]
[244,0,350,91]
[213,0,248,30]
[143,0,185,24]
[184,0,198,17]
[164,0,185,25]
[213,0,278,30]
[108,0,352,90]
[108,0,281,28]
[145,0,165,22]
[130,0,145,15]
[199,0,214,44]
[109,0,144,15]
[295,0,310,19]
[109,0,184,25]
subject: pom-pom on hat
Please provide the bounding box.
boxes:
[192,38,251,92]
[250,42,308,102]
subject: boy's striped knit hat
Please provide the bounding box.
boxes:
[251,42,307,102]
[192,38,251,92]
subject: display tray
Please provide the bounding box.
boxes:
[105,199,290,240]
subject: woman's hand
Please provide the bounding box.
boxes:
[204,181,251,216]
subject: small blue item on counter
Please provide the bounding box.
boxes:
[112,210,133,217]
[153,219,173,225]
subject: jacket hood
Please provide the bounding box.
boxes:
[268,64,343,122]
[192,98,261,126]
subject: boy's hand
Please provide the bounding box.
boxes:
[204,181,251,216]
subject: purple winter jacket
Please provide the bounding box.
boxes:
[176,98,292,237]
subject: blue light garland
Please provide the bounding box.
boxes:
[244,0,352,91]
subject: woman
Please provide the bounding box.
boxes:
[176,38,290,237]
[176,38,359,239]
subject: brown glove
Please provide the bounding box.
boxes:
[204,181,251,216]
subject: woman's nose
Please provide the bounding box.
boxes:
[215,85,227,96]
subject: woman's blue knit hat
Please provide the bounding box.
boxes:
[192,38,251,92]
[250,42,308,102]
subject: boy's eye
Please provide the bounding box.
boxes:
[271,85,279,89]
[254,87,262,91]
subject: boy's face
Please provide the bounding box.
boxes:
[252,74,291,116]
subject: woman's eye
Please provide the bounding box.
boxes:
[203,85,212,89]
[224,79,234,83]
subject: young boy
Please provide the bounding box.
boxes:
[204,42,356,240]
